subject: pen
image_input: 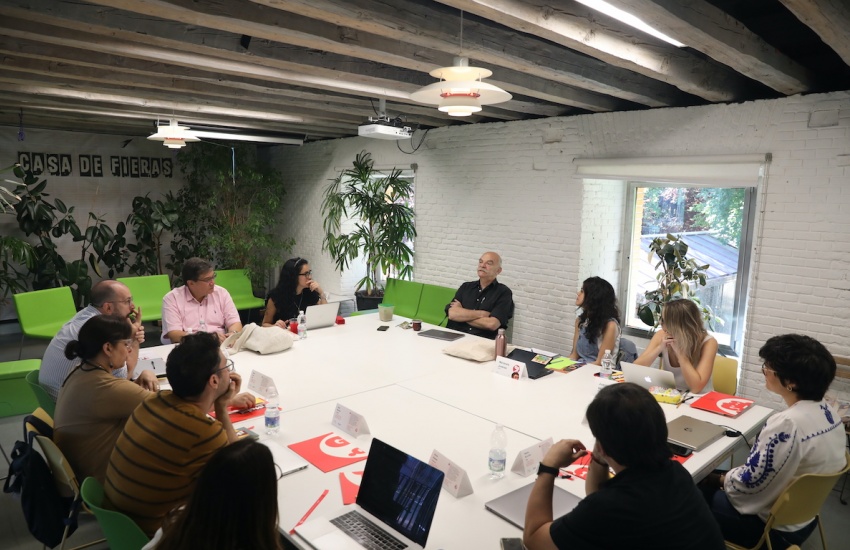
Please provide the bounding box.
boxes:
[677,391,691,408]
[290,489,329,534]
[280,464,309,478]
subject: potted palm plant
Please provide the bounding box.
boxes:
[637,233,713,330]
[321,151,416,310]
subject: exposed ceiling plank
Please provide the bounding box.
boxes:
[247,0,689,107]
[0,37,477,127]
[779,0,850,67]
[68,0,628,111]
[599,0,813,94]
[435,0,753,103]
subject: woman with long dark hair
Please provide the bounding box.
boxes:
[144,438,283,550]
[262,257,327,328]
[54,314,151,482]
[568,277,620,365]
[634,298,717,393]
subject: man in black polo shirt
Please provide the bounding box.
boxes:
[445,251,514,339]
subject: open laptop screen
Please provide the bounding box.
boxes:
[357,439,444,547]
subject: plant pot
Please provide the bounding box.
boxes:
[355,292,383,312]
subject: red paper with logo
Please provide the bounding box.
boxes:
[689,391,754,418]
[287,432,368,472]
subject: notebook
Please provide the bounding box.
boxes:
[417,329,465,342]
[134,357,167,379]
[666,415,726,451]
[506,349,555,380]
[485,482,581,529]
[305,302,340,330]
[295,438,444,550]
[689,391,755,418]
[621,362,677,390]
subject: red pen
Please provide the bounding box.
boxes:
[290,489,330,535]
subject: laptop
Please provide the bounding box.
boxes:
[295,438,444,550]
[506,349,555,380]
[621,361,677,390]
[485,482,581,529]
[305,302,340,330]
[666,415,727,451]
[417,329,464,342]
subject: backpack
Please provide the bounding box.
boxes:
[3,414,79,549]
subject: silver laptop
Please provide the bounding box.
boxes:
[295,438,444,550]
[417,329,464,342]
[621,361,677,390]
[666,415,726,451]
[485,482,581,529]
[305,302,340,330]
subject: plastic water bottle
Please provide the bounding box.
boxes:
[600,349,613,379]
[495,328,507,358]
[488,424,507,479]
[297,310,306,340]
[264,386,280,435]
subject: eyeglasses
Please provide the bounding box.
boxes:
[113,339,134,350]
[299,270,313,277]
[761,363,776,375]
[195,272,217,283]
[110,297,133,306]
[215,359,235,374]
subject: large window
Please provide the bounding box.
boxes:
[574,154,768,356]
[622,184,756,354]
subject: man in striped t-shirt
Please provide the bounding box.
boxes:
[104,332,240,535]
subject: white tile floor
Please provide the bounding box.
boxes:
[1,331,848,549]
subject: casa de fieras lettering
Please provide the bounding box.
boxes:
[17,151,173,178]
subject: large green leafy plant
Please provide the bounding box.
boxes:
[176,142,293,287]
[126,193,180,277]
[0,168,34,301]
[637,233,712,330]
[321,151,415,296]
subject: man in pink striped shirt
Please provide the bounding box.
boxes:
[162,258,243,344]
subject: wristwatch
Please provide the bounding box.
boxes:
[537,463,559,477]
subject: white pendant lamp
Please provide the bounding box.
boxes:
[410,56,511,117]
[147,119,200,149]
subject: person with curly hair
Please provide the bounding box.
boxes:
[263,257,327,329]
[568,277,620,365]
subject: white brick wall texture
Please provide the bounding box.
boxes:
[264,90,850,411]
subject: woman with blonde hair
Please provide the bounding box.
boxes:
[634,298,717,393]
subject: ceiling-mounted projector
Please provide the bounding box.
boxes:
[358,116,412,140]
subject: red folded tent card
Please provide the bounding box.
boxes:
[288,432,368,472]
[689,391,754,417]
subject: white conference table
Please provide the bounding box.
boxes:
[144,314,772,548]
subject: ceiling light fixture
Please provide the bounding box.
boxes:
[147,119,200,149]
[409,10,511,116]
[574,0,685,47]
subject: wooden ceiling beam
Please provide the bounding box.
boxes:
[779,0,850,67]
[246,0,688,107]
[64,0,636,112]
[435,0,753,103]
[599,0,813,94]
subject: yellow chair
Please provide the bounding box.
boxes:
[725,451,850,550]
[713,355,739,395]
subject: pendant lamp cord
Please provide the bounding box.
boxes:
[459,10,464,55]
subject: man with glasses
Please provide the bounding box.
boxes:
[162,257,242,344]
[40,279,157,400]
[105,332,243,536]
[445,251,514,339]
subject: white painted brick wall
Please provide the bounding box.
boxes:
[263,91,850,411]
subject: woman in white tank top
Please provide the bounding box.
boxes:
[634,299,717,393]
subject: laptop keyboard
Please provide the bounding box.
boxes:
[331,510,408,550]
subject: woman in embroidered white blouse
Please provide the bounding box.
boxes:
[703,334,846,548]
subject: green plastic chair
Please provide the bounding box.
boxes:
[381,278,423,319]
[116,274,171,322]
[415,284,457,326]
[214,269,265,311]
[0,359,40,418]
[25,369,56,418]
[81,477,150,550]
[13,286,77,359]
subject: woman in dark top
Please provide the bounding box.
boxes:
[262,257,327,328]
